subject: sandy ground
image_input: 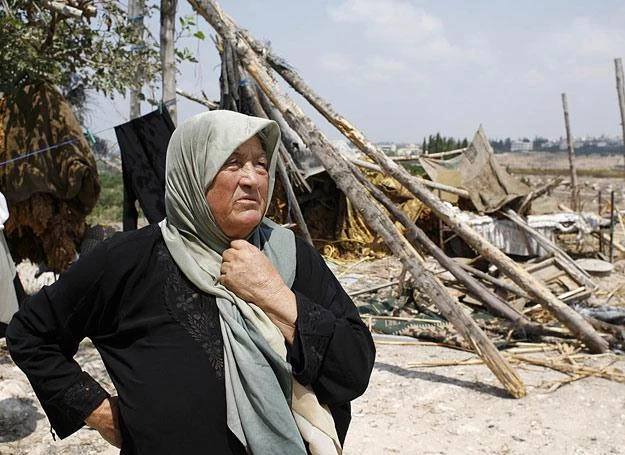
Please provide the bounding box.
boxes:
[2,255,625,455]
[343,341,625,455]
[2,334,624,455]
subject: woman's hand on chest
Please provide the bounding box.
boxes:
[220,240,297,342]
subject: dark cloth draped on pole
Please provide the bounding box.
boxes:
[115,109,174,231]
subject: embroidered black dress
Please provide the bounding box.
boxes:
[6,225,375,454]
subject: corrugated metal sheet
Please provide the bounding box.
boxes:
[452,209,609,256]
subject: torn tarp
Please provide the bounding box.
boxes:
[420,126,531,214]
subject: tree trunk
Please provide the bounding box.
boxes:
[128,0,144,119]
[188,0,527,398]
[161,0,178,125]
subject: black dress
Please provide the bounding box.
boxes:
[7,224,376,454]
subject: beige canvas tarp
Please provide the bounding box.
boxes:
[419,126,531,214]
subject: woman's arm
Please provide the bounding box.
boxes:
[6,242,113,439]
[288,238,376,405]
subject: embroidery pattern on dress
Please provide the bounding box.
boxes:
[156,241,225,380]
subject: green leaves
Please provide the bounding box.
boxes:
[0,0,160,97]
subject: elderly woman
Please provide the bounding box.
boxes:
[7,110,376,454]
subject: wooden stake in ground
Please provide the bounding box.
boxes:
[615,58,625,178]
[189,0,527,398]
[238,28,608,354]
[561,93,579,211]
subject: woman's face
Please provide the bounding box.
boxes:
[205,136,270,239]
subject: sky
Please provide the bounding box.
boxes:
[89,0,625,146]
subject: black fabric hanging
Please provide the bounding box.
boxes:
[115,109,175,231]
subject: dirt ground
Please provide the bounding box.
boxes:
[1,151,625,454]
[2,335,624,455]
[2,254,625,455]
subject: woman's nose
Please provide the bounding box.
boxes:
[239,162,260,185]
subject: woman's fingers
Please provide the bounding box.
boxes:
[220,241,284,304]
[85,396,123,448]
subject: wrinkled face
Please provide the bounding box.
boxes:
[205,136,269,239]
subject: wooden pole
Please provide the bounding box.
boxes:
[160,0,178,124]
[350,158,471,199]
[237,30,608,353]
[190,0,528,397]
[614,58,625,176]
[128,0,144,119]
[517,177,564,215]
[256,86,312,192]
[561,93,579,211]
[599,191,604,254]
[610,190,615,262]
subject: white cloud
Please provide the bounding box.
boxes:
[327,0,492,65]
[320,51,427,85]
[528,16,625,82]
[320,52,352,74]
[553,17,625,59]
[361,55,408,82]
[523,68,546,86]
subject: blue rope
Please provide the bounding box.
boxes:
[0,100,177,168]
[0,127,112,167]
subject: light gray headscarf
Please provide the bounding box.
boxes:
[159,110,340,454]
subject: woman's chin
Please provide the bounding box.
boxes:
[223,212,264,239]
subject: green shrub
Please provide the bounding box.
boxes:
[86,169,123,225]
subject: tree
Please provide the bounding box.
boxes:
[0,0,160,98]
[422,134,468,154]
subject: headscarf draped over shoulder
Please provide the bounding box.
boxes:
[158,110,340,454]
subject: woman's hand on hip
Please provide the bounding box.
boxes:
[84,396,123,448]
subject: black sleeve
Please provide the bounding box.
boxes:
[6,242,113,439]
[288,237,376,405]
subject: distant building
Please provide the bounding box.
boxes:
[378,143,397,155]
[510,140,533,152]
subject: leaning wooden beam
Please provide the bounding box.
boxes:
[423,147,467,159]
[348,160,556,337]
[190,0,527,398]
[176,88,218,109]
[502,209,596,290]
[456,261,531,301]
[350,158,471,199]
[256,86,312,192]
[276,153,314,246]
[517,177,564,215]
[241,30,608,354]
[237,69,314,246]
